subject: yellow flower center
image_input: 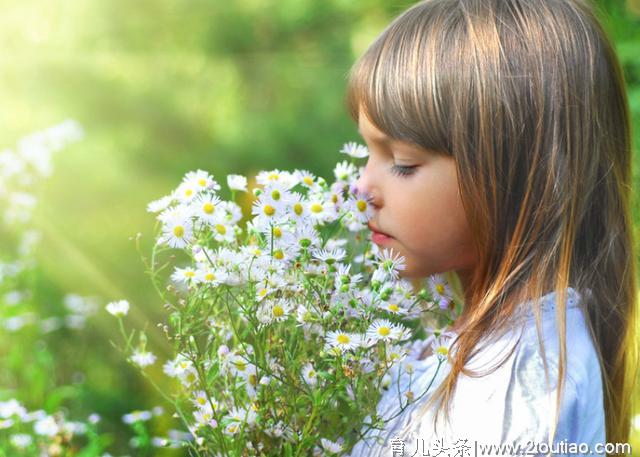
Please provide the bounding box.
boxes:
[273,305,284,317]
[273,227,282,237]
[203,203,215,214]
[235,361,246,371]
[197,397,207,405]
[271,190,281,200]
[216,224,226,234]
[303,176,313,185]
[337,334,350,345]
[205,273,216,281]
[268,173,279,181]
[293,203,303,215]
[198,178,207,187]
[185,271,195,278]
[388,304,400,312]
[249,374,258,386]
[356,200,367,212]
[331,194,338,203]
[173,226,185,237]
[378,326,391,337]
[264,205,275,216]
[436,284,445,295]
[436,346,448,356]
[310,203,323,213]
[309,370,315,377]
[258,288,268,297]
[273,250,284,260]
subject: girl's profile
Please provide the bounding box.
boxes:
[345,0,638,455]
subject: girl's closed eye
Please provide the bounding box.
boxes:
[390,163,418,177]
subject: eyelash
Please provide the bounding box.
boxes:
[390,164,417,177]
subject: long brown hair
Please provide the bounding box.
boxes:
[345,0,638,451]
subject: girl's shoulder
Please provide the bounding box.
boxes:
[515,286,600,387]
[466,287,597,377]
[439,287,604,445]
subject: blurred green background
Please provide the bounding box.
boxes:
[0,0,638,454]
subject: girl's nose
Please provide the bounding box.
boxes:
[355,169,380,209]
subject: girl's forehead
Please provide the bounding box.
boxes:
[358,109,394,145]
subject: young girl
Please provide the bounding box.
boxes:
[345,0,638,455]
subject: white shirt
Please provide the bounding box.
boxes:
[347,287,605,457]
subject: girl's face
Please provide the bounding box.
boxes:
[355,107,477,280]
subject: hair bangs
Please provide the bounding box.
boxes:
[345,1,460,156]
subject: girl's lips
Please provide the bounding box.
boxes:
[371,231,393,245]
[368,222,394,245]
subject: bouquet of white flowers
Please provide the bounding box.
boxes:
[111,143,460,456]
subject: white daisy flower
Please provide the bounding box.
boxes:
[378,300,409,316]
[251,197,285,225]
[333,160,358,182]
[227,174,248,192]
[171,266,197,285]
[255,169,296,187]
[428,274,453,309]
[173,181,200,204]
[130,349,157,368]
[224,422,241,435]
[334,263,363,291]
[285,192,311,222]
[375,249,406,280]
[225,406,258,427]
[191,391,216,411]
[429,331,456,361]
[177,366,199,387]
[312,248,347,265]
[194,267,227,287]
[106,300,129,317]
[262,181,292,205]
[345,194,374,224]
[294,169,320,190]
[221,201,243,225]
[340,141,369,158]
[320,437,344,454]
[295,305,317,327]
[209,218,236,244]
[183,169,220,192]
[254,283,275,302]
[266,299,293,322]
[365,319,407,344]
[327,182,346,209]
[162,354,192,378]
[301,363,318,386]
[193,408,217,429]
[294,225,321,251]
[147,195,174,213]
[227,355,257,381]
[160,207,194,249]
[261,223,295,249]
[306,198,335,223]
[190,193,222,226]
[324,330,362,354]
